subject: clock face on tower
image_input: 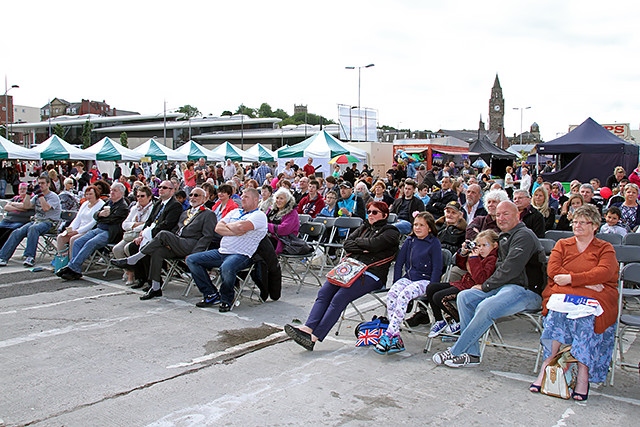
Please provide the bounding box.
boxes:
[494,105,501,111]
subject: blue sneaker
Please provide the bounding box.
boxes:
[428,320,448,338]
[444,321,460,335]
[387,336,405,354]
[196,293,221,307]
[373,334,391,355]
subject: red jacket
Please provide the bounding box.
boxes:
[451,247,498,291]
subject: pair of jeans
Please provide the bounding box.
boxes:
[0,179,6,198]
[67,228,109,273]
[0,221,52,260]
[305,275,383,341]
[186,250,252,305]
[450,285,542,357]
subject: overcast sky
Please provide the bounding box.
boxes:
[5,0,639,142]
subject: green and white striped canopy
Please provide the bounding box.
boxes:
[132,138,187,161]
[277,130,351,159]
[210,141,258,162]
[175,140,224,161]
[245,143,276,162]
[85,137,142,161]
[0,135,40,160]
[34,135,95,160]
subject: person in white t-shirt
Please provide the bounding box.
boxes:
[186,188,267,312]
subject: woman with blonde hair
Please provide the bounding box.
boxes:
[531,186,556,231]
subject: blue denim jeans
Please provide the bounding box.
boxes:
[68,228,109,273]
[0,220,52,260]
[450,285,542,357]
[0,179,6,198]
[186,250,252,305]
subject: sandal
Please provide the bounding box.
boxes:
[529,383,541,393]
[571,383,589,402]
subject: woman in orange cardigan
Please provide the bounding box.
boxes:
[530,204,618,401]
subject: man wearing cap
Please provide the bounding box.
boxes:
[335,181,366,220]
[436,200,467,254]
[390,178,425,234]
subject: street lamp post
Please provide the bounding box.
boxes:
[3,76,19,141]
[345,63,375,110]
[513,106,531,145]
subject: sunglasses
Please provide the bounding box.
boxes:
[159,186,173,190]
[367,210,381,215]
[136,194,148,198]
[189,194,202,198]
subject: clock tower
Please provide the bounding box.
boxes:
[489,74,504,132]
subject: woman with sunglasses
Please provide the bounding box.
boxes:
[285,201,400,351]
[374,211,442,354]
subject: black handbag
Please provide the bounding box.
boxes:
[279,234,313,255]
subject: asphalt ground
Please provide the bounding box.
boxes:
[0,256,639,426]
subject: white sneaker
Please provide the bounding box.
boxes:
[428,320,448,338]
[23,257,35,267]
[0,259,7,267]
[432,348,455,365]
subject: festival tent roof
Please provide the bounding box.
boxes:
[277,130,367,160]
[469,135,516,160]
[34,135,95,160]
[245,143,276,162]
[0,135,40,160]
[85,137,144,161]
[175,140,224,162]
[539,117,639,184]
[210,141,258,162]
[132,138,187,162]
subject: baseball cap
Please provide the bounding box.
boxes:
[339,181,353,188]
[444,201,462,212]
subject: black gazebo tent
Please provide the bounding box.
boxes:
[539,117,639,185]
[469,135,516,177]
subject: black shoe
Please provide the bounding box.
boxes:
[130,280,145,289]
[218,302,231,313]
[61,269,82,281]
[406,311,431,327]
[110,258,129,269]
[284,324,315,351]
[140,288,162,300]
[141,285,151,293]
[196,293,221,308]
[56,266,70,278]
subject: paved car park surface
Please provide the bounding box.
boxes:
[0,260,638,426]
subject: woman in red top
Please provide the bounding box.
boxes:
[211,184,238,221]
[530,204,618,401]
[183,161,197,195]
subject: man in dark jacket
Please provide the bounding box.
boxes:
[425,177,457,219]
[112,187,217,299]
[390,179,425,234]
[513,189,545,238]
[58,182,129,280]
[432,201,545,368]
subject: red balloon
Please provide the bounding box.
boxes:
[600,187,613,200]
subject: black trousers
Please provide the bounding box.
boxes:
[417,282,461,321]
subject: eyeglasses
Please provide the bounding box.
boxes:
[367,210,381,215]
[572,220,593,227]
[159,186,173,190]
[136,194,147,198]
[189,194,202,198]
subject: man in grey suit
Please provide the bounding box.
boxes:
[112,187,218,300]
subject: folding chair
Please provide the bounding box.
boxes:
[298,214,312,225]
[319,216,363,274]
[610,262,640,385]
[387,213,398,224]
[544,230,573,241]
[596,232,623,245]
[162,258,195,296]
[83,244,116,276]
[538,238,556,261]
[279,222,326,292]
[37,220,64,262]
[622,233,640,246]
[207,263,259,311]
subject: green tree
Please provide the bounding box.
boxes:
[221,110,233,116]
[281,112,334,126]
[81,120,94,149]
[272,108,290,120]
[235,104,256,118]
[53,124,65,139]
[257,103,274,118]
[119,132,128,148]
[177,104,201,119]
